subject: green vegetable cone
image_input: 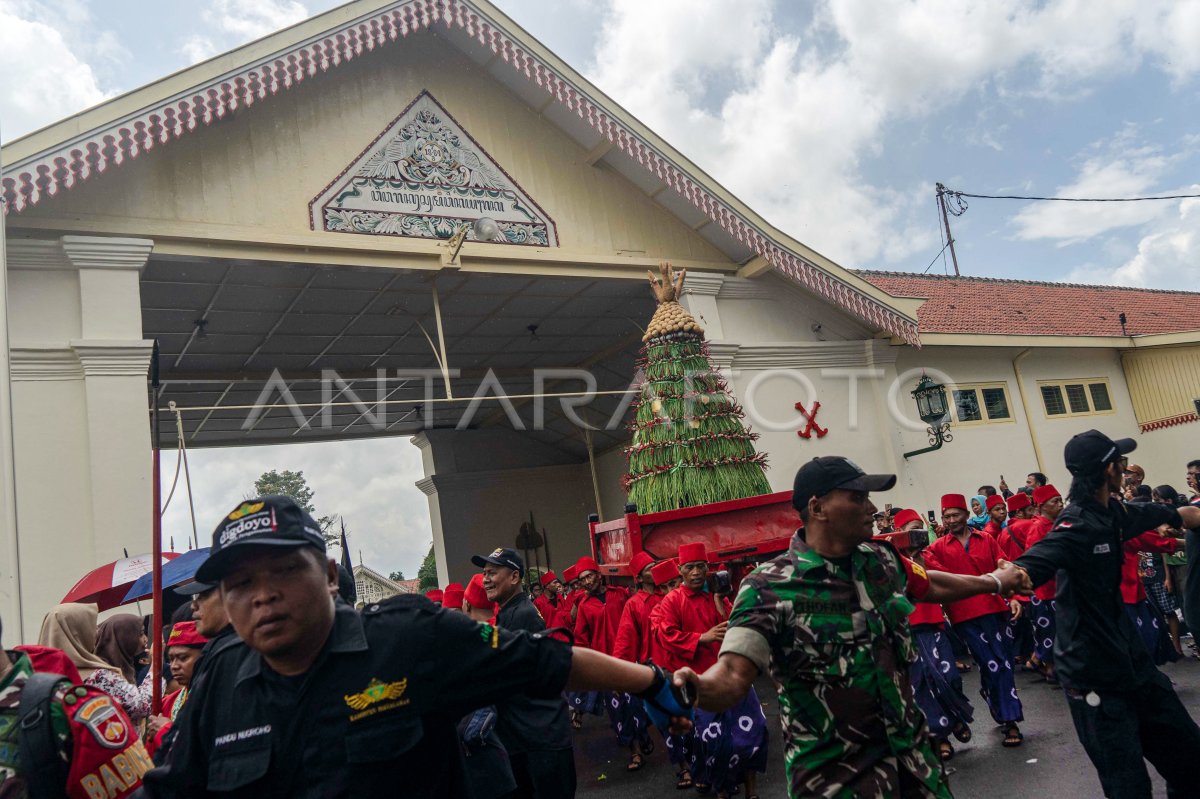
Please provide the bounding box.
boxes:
[623,262,770,513]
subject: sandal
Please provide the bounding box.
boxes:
[937,740,955,761]
[570,711,583,731]
[1002,724,1023,747]
[676,770,693,790]
[951,722,972,743]
[627,753,644,772]
[955,660,972,672]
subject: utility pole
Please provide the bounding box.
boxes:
[935,183,961,276]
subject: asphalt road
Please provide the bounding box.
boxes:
[575,655,1200,798]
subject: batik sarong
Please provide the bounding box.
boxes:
[606,691,651,747]
[1029,596,1056,665]
[910,625,974,739]
[1124,601,1178,666]
[687,687,769,793]
[956,612,1023,723]
[566,690,605,716]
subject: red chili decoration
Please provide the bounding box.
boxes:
[796,401,828,439]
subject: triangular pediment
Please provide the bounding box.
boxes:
[1,0,920,344]
[310,91,556,246]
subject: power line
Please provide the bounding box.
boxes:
[922,240,953,275]
[944,187,1200,203]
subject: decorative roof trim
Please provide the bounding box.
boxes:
[1140,412,1199,433]
[1,0,919,345]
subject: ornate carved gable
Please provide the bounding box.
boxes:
[310,90,556,246]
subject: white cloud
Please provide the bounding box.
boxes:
[159,437,431,580]
[181,36,218,65]
[586,0,1200,270]
[1067,197,1200,288]
[184,0,309,62]
[0,2,110,138]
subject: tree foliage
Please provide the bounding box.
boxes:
[417,543,438,590]
[388,570,406,582]
[252,469,338,542]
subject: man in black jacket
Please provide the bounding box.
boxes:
[474,547,575,798]
[141,499,692,798]
[1013,431,1200,797]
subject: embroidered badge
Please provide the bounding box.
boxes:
[75,695,131,750]
[1093,543,1111,554]
[344,678,408,711]
[227,501,265,521]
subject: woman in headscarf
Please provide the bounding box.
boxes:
[967,494,991,530]
[38,604,154,721]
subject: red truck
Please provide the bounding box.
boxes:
[588,490,800,579]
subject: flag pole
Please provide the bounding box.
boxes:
[150,340,163,715]
[339,520,356,604]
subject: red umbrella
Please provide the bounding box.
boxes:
[62,553,181,611]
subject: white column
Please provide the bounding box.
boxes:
[61,237,155,568]
[5,236,152,634]
[0,199,23,640]
[681,272,725,339]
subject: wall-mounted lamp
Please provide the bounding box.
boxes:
[903,375,954,459]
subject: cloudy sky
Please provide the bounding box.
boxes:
[4,0,1199,576]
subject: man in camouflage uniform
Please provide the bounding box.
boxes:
[674,457,1031,798]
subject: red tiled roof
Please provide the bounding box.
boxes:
[857,271,1200,337]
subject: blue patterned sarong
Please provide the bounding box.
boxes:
[606,691,651,746]
[956,612,1023,724]
[687,687,768,792]
[910,625,974,739]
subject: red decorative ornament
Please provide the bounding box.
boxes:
[795,401,828,439]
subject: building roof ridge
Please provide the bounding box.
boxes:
[855,269,1200,297]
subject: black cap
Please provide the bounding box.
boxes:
[471,547,525,575]
[195,496,327,583]
[173,580,216,597]
[792,456,896,512]
[1064,429,1136,476]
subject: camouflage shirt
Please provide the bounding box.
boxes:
[720,532,950,799]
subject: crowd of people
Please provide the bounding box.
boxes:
[0,435,1198,798]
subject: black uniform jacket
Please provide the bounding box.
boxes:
[1015,496,1182,692]
[493,592,572,753]
[141,597,572,797]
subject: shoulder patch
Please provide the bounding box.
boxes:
[73,694,133,750]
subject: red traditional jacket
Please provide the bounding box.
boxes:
[1120,531,1176,604]
[613,590,663,663]
[532,594,559,626]
[553,590,582,631]
[648,586,731,672]
[923,529,1009,624]
[982,520,1005,540]
[574,586,630,655]
[1021,516,1058,600]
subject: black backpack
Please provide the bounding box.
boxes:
[16,672,70,799]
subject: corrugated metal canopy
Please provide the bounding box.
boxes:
[147,256,652,455]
